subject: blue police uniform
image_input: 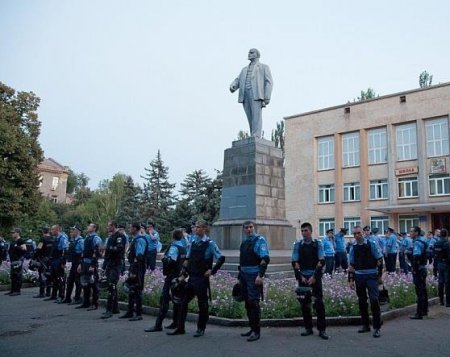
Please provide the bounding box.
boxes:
[47,232,68,301]
[123,233,147,320]
[79,232,102,309]
[349,238,383,333]
[334,232,348,271]
[292,238,327,336]
[145,240,187,331]
[102,230,126,317]
[385,233,398,273]
[399,236,413,274]
[410,236,429,318]
[63,235,84,303]
[239,234,270,339]
[322,236,335,275]
[173,235,225,335]
[145,230,160,270]
[434,236,450,306]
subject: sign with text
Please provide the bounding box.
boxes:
[395,166,418,176]
[430,158,447,174]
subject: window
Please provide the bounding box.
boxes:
[398,177,418,198]
[396,123,417,161]
[51,196,58,203]
[318,184,335,203]
[342,132,360,167]
[429,174,450,196]
[426,117,449,158]
[369,179,388,200]
[51,176,59,191]
[399,215,419,234]
[370,216,389,235]
[38,175,43,188]
[318,136,334,170]
[343,182,360,202]
[368,128,387,164]
[344,217,361,233]
[319,218,335,238]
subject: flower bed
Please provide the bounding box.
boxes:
[0,261,39,285]
[114,269,438,319]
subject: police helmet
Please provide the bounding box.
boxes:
[232,282,245,302]
[98,276,109,290]
[170,278,186,304]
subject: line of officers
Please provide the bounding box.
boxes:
[5,220,447,342]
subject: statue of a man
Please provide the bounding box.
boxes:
[230,48,273,138]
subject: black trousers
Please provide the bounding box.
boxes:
[155,276,178,328]
[126,261,146,316]
[413,267,428,316]
[298,275,326,332]
[106,264,120,312]
[50,260,66,299]
[178,275,209,331]
[10,263,23,293]
[65,262,81,301]
[355,273,381,329]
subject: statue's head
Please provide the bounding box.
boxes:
[248,48,260,60]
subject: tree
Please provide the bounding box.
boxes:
[116,175,142,224]
[357,88,378,101]
[0,82,44,231]
[141,150,176,233]
[178,169,222,224]
[419,71,433,88]
[271,120,285,156]
[236,130,250,140]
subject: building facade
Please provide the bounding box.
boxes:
[285,83,450,237]
[37,158,69,203]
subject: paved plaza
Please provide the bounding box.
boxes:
[1,287,450,357]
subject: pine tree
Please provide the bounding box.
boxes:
[141,150,175,232]
[117,175,142,225]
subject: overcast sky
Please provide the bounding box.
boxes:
[2,0,450,190]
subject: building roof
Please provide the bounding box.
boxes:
[38,158,69,174]
[284,82,450,120]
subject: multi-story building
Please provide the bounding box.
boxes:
[285,83,450,237]
[37,158,69,203]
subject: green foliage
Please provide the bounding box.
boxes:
[116,176,142,225]
[271,120,285,156]
[141,150,176,237]
[357,87,378,101]
[419,70,433,88]
[236,130,250,140]
[0,82,44,232]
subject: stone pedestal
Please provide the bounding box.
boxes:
[211,137,296,250]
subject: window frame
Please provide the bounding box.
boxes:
[318,184,335,204]
[426,117,449,158]
[369,179,389,200]
[398,176,419,198]
[319,218,335,238]
[342,132,360,167]
[368,127,387,164]
[317,136,335,171]
[343,182,361,202]
[396,123,417,161]
[429,174,450,196]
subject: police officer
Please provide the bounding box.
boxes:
[168,220,225,337]
[32,226,55,298]
[238,221,270,342]
[117,223,129,275]
[77,223,102,310]
[101,221,126,319]
[385,228,398,274]
[334,228,348,272]
[62,225,84,304]
[433,228,449,306]
[145,222,160,271]
[145,228,187,332]
[44,225,69,302]
[409,226,428,319]
[292,222,328,340]
[323,229,335,275]
[120,222,147,321]
[348,225,383,338]
[6,228,27,296]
